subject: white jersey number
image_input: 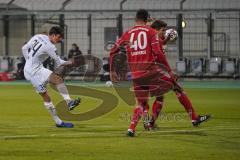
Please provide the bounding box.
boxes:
[130,31,147,50]
[31,39,43,57]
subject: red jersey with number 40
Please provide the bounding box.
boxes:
[110,25,171,79]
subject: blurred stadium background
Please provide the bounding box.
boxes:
[0,0,239,80]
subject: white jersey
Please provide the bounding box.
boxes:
[22,34,66,76]
[22,34,67,93]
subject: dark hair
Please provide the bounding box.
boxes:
[72,43,78,47]
[72,43,79,50]
[151,20,167,31]
[136,9,149,22]
[49,26,64,38]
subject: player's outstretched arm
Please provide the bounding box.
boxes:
[47,47,71,67]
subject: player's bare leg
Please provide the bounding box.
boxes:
[48,73,80,110]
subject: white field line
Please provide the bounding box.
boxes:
[1,125,127,129]
[142,127,240,134]
[0,126,239,139]
[3,124,239,129]
[0,135,40,139]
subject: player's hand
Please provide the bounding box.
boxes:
[110,71,119,83]
[66,57,83,67]
[61,58,74,67]
[68,58,75,66]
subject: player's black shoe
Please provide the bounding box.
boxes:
[143,121,158,131]
[192,115,211,127]
[143,121,150,131]
[126,129,135,137]
[143,114,151,131]
[67,97,81,111]
[144,122,152,131]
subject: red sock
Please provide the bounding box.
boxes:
[151,99,163,123]
[176,92,198,121]
[129,106,143,131]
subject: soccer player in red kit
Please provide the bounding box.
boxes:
[109,9,175,137]
[144,19,211,130]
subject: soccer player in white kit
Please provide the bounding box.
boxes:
[22,26,80,128]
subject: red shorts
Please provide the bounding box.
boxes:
[132,65,174,104]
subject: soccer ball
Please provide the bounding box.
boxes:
[105,81,113,87]
[165,29,178,42]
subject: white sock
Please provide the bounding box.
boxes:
[56,83,71,103]
[44,102,62,125]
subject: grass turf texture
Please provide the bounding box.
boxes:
[0,81,240,160]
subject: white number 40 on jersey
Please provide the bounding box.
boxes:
[130,31,147,50]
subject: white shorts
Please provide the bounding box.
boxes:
[24,67,52,93]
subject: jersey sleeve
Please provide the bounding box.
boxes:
[149,29,172,72]
[22,38,33,60]
[22,43,30,60]
[46,46,67,67]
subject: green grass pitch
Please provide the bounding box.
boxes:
[0,81,240,160]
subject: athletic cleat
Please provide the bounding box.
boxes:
[143,116,150,130]
[143,121,158,131]
[143,122,152,131]
[126,129,135,137]
[192,114,211,127]
[56,122,74,128]
[67,97,81,111]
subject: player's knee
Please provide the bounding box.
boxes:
[49,73,63,85]
[56,76,64,84]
